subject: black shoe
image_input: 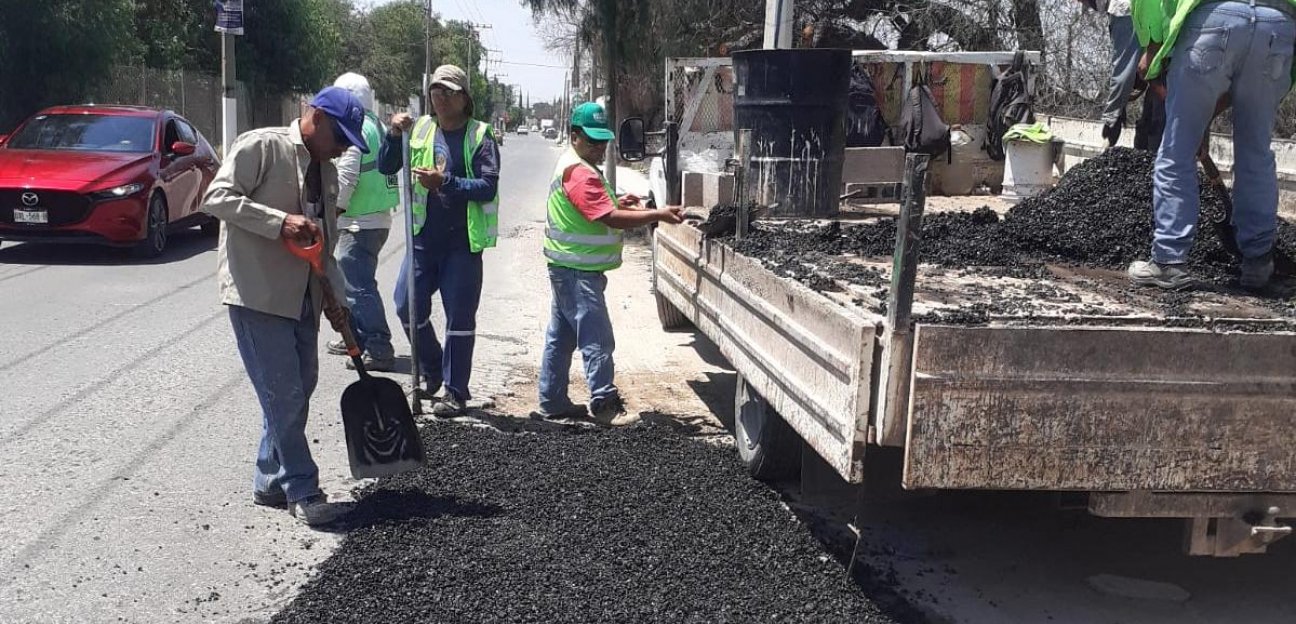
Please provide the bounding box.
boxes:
[529,404,590,421]
[253,489,288,508]
[412,384,442,403]
[589,395,626,420]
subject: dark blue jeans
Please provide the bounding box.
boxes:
[335,228,394,360]
[394,245,483,400]
[538,266,619,414]
[228,297,322,504]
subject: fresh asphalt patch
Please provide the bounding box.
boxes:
[270,419,918,624]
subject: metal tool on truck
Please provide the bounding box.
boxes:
[617,49,1296,557]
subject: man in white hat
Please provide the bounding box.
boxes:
[326,72,399,371]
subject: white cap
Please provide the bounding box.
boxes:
[333,72,375,112]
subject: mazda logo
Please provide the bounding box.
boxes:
[20,192,38,207]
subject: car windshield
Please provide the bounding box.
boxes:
[6,114,155,153]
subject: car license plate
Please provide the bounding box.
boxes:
[13,208,47,224]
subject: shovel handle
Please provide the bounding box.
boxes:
[284,237,365,368]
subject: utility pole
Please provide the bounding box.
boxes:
[215,0,244,158]
[423,0,433,114]
[763,0,794,49]
[602,0,618,191]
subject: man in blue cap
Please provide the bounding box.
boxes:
[532,102,683,421]
[203,86,369,528]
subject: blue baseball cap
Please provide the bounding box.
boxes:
[309,86,369,154]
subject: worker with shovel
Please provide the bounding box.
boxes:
[532,103,683,421]
[1128,0,1295,290]
[203,87,369,527]
[379,65,500,417]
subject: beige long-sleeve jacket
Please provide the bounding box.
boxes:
[202,120,344,321]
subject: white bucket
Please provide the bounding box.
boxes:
[1001,138,1063,203]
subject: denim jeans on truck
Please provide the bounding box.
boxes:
[1153,1,1295,264]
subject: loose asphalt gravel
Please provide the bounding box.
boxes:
[270,421,910,624]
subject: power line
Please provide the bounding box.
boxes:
[497,60,569,69]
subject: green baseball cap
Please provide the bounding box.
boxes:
[570,102,615,141]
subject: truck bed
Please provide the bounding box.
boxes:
[652,218,1296,494]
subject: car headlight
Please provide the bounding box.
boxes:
[90,183,146,201]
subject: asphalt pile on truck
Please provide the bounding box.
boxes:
[271,421,907,624]
[720,148,1296,282]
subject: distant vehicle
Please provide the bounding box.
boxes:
[543,127,559,140]
[517,126,529,135]
[531,125,540,133]
[0,104,221,258]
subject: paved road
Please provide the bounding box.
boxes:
[0,133,590,623]
[5,131,1294,624]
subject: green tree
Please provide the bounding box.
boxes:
[0,0,137,131]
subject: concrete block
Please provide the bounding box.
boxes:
[681,171,735,208]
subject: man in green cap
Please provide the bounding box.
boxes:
[533,102,683,421]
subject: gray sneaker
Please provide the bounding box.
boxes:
[431,394,466,417]
[289,494,351,527]
[253,489,287,508]
[1128,260,1195,290]
[345,353,396,372]
[326,339,348,356]
[529,404,590,421]
[1240,252,1275,290]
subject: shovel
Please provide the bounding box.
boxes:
[285,237,426,479]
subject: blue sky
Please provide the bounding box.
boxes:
[371,0,569,102]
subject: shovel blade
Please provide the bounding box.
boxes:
[340,376,425,479]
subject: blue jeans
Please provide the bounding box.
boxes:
[394,245,483,400]
[1153,1,1295,264]
[1103,14,1142,128]
[228,297,322,504]
[335,228,394,360]
[538,266,619,413]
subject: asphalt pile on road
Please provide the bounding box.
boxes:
[720,148,1296,282]
[271,421,906,624]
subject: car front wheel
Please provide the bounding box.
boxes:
[133,194,168,259]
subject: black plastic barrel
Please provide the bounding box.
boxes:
[733,49,851,217]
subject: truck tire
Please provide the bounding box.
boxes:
[734,374,801,481]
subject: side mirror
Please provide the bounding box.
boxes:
[170,141,196,156]
[0,134,8,147]
[618,117,647,162]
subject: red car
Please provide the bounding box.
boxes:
[0,105,221,258]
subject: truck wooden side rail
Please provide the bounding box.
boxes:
[651,217,1296,557]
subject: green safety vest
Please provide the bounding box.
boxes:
[409,116,499,252]
[345,112,400,216]
[1133,0,1296,84]
[544,149,624,272]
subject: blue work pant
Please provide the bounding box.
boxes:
[228,296,322,505]
[1103,14,1142,128]
[335,228,394,360]
[394,246,483,400]
[538,266,619,414]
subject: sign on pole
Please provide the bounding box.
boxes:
[215,0,245,35]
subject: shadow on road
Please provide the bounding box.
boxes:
[325,489,504,533]
[0,228,216,266]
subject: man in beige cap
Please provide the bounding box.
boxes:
[380,65,501,416]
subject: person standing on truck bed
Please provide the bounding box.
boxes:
[531,102,684,421]
[379,64,501,417]
[1128,0,1295,290]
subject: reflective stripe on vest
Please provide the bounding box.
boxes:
[408,116,500,252]
[543,149,623,272]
